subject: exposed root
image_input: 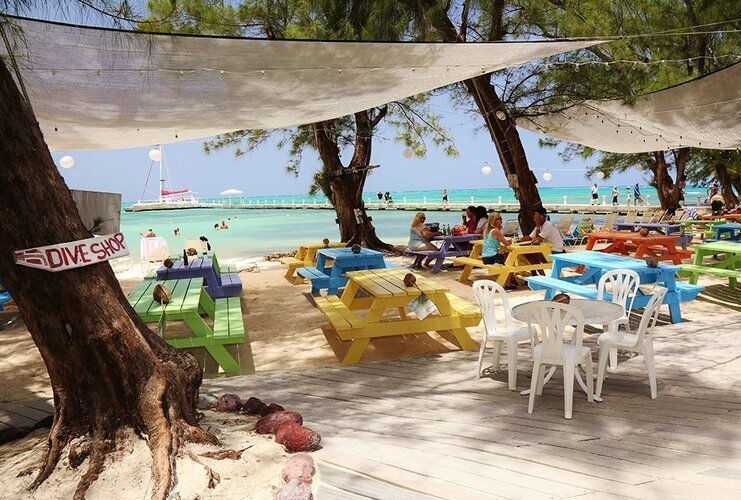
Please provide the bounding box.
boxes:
[199,448,246,460]
[30,410,69,490]
[184,450,221,490]
[72,433,113,500]
[68,440,92,469]
[181,423,218,446]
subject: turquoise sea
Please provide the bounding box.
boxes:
[120,186,706,261]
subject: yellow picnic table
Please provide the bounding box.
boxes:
[281,241,346,284]
[453,240,553,285]
[313,268,481,364]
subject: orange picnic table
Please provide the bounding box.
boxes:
[585,231,693,265]
[700,213,741,221]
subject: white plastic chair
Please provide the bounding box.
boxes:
[522,301,593,419]
[595,287,668,399]
[596,269,640,369]
[472,280,531,389]
[501,219,520,238]
[184,238,209,252]
[140,237,169,272]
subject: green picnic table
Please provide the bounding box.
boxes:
[127,278,245,374]
[680,240,741,288]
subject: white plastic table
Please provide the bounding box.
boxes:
[511,299,624,401]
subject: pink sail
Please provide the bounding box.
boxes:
[161,188,189,196]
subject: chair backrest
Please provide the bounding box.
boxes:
[672,209,686,221]
[146,246,169,263]
[140,237,169,261]
[597,269,640,315]
[184,238,209,252]
[574,218,594,236]
[522,301,585,360]
[472,280,514,331]
[632,287,668,347]
[650,210,667,223]
[639,211,653,223]
[623,211,638,223]
[554,215,575,236]
[502,220,520,237]
[600,213,618,231]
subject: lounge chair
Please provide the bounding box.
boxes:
[554,215,575,237]
[563,218,594,246]
[599,212,618,232]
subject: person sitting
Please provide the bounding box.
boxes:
[408,212,443,269]
[140,228,156,238]
[199,236,212,251]
[481,213,517,289]
[461,205,477,233]
[710,192,725,215]
[520,208,565,254]
[471,206,489,235]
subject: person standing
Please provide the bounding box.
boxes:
[591,183,599,206]
[442,188,449,207]
[634,183,643,205]
[377,191,383,203]
[611,186,619,206]
[625,186,632,206]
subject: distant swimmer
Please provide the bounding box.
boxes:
[140,228,156,238]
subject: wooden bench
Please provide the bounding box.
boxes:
[679,264,740,288]
[297,266,333,294]
[452,256,551,284]
[168,296,245,350]
[280,256,307,284]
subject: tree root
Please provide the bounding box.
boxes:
[72,433,113,500]
[184,450,221,489]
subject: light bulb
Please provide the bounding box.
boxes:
[543,171,552,181]
[481,164,492,175]
[596,171,605,179]
[402,149,414,159]
[495,110,507,120]
[59,156,75,169]
[148,149,162,162]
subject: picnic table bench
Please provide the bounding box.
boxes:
[585,231,692,265]
[526,251,703,324]
[313,268,481,364]
[679,240,741,288]
[127,278,246,374]
[298,247,391,295]
[407,234,480,273]
[615,222,691,249]
[704,223,741,242]
[281,241,346,284]
[452,240,553,285]
[156,253,242,298]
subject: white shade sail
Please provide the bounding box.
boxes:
[519,62,741,153]
[0,16,602,151]
[220,189,244,196]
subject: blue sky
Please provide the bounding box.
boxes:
[53,99,646,202]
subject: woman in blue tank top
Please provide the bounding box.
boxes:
[481,212,517,289]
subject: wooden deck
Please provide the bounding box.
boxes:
[205,314,741,499]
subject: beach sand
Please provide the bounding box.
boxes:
[1,254,739,499]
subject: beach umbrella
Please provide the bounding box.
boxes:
[220,188,243,205]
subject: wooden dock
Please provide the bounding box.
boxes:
[206,314,741,499]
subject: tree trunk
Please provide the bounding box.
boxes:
[653,149,688,212]
[311,113,393,250]
[421,1,544,234]
[0,58,214,500]
[715,162,739,209]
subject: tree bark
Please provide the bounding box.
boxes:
[0,58,215,500]
[714,161,739,209]
[419,0,544,234]
[311,113,393,250]
[653,149,688,212]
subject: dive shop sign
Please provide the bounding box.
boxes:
[14,233,129,272]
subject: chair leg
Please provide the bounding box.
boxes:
[506,340,518,391]
[475,333,488,380]
[643,341,658,399]
[596,344,610,398]
[536,365,546,396]
[563,363,575,419]
[609,347,618,370]
[492,340,502,372]
[584,357,594,403]
[528,356,541,414]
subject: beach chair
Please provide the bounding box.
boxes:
[501,219,520,238]
[638,211,654,223]
[599,213,618,232]
[563,218,594,246]
[651,210,668,223]
[623,211,638,224]
[184,238,209,253]
[140,237,170,272]
[554,215,575,237]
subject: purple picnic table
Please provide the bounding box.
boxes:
[615,222,690,249]
[156,255,242,298]
[408,234,480,273]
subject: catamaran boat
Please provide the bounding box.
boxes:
[124,146,204,212]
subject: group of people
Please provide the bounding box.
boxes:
[593,183,646,206]
[376,191,394,205]
[408,206,565,286]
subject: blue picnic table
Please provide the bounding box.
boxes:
[408,234,480,273]
[156,254,242,298]
[710,223,741,242]
[615,222,690,248]
[0,277,11,312]
[526,251,703,324]
[298,247,389,295]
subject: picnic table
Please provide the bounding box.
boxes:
[407,234,480,273]
[453,240,553,285]
[711,223,741,242]
[615,222,690,249]
[585,231,692,265]
[298,247,390,295]
[526,251,703,324]
[679,240,741,288]
[313,268,481,364]
[680,219,728,240]
[156,254,242,298]
[281,241,346,284]
[127,278,245,374]
[700,213,741,221]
